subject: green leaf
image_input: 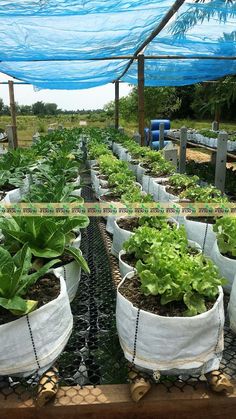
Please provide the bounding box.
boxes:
[0,295,37,315]
[65,246,90,273]
[183,292,207,316]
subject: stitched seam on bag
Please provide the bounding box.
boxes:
[26,314,41,370]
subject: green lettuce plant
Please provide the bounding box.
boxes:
[180,186,228,203]
[0,244,59,316]
[168,174,199,194]
[213,217,236,257]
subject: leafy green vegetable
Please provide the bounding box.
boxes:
[213,217,236,257]
[0,244,59,316]
[0,216,90,273]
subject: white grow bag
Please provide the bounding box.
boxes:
[228,274,236,333]
[136,163,147,184]
[53,261,81,303]
[128,161,139,176]
[53,233,82,302]
[116,272,224,374]
[87,159,97,169]
[5,188,22,203]
[184,218,216,257]
[210,240,236,294]
[111,219,134,258]
[0,276,73,377]
[119,249,136,279]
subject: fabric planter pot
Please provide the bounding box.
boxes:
[116,272,224,375]
[53,233,82,302]
[87,159,97,169]
[70,188,82,197]
[158,185,178,203]
[119,250,136,278]
[184,218,216,257]
[136,163,147,184]
[228,274,236,333]
[53,261,81,303]
[210,240,236,293]
[93,173,101,194]
[91,164,100,182]
[119,149,129,161]
[111,219,134,258]
[99,178,109,188]
[0,276,73,377]
[5,188,22,203]
[106,214,117,234]
[128,161,139,176]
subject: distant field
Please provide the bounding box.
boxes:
[0,115,236,148]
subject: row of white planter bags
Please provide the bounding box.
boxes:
[91,140,236,379]
[0,160,83,377]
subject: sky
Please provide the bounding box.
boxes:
[0,72,132,111]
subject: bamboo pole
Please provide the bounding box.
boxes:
[138,55,145,146]
[115,81,119,130]
[8,80,18,148]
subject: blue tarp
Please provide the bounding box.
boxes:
[0,1,235,89]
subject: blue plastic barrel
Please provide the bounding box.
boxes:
[150,119,171,131]
[151,141,171,150]
[151,130,169,142]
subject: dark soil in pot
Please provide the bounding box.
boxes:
[117,217,176,232]
[219,250,236,260]
[0,273,60,325]
[165,186,184,196]
[98,175,108,180]
[100,194,121,202]
[121,252,137,268]
[119,275,215,317]
[117,217,139,232]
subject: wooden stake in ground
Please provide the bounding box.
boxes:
[8,80,18,148]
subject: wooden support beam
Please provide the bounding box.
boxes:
[215,131,228,193]
[179,127,187,174]
[0,383,236,419]
[8,80,18,148]
[115,81,119,130]
[138,55,145,146]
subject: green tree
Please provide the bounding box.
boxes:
[32,101,46,116]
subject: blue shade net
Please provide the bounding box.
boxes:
[0,1,235,89]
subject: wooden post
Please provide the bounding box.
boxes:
[115,81,119,130]
[8,80,18,148]
[215,131,228,193]
[179,127,187,174]
[159,122,165,150]
[138,55,145,146]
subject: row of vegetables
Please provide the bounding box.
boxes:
[0,128,90,377]
[87,129,236,377]
[0,124,235,384]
